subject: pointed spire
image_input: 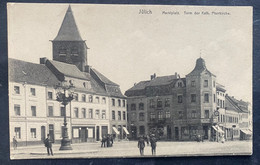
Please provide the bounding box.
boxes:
[53,6,83,41]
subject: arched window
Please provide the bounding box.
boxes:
[71,46,78,56]
[59,46,67,56]
[139,103,144,110]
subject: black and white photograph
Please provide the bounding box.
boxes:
[7,3,252,159]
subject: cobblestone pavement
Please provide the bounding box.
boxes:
[10,140,252,159]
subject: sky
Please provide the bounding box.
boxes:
[7,3,252,102]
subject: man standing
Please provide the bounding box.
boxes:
[137,136,145,156]
[44,134,53,156]
[101,135,107,147]
[150,134,157,155]
[13,136,17,150]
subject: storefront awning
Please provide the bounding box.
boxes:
[212,125,224,133]
[112,127,120,135]
[215,125,224,133]
[123,127,129,135]
[241,129,252,135]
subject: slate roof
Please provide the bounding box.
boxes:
[91,68,118,86]
[9,58,59,87]
[53,6,83,41]
[48,60,88,80]
[187,58,215,76]
[225,95,248,113]
[126,75,180,92]
[216,83,226,92]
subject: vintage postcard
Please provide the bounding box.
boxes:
[7,3,252,159]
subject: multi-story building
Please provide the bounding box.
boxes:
[125,58,251,141]
[9,6,127,146]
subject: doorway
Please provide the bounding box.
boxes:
[96,126,100,141]
[203,126,208,139]
[130,126,137,140]
[167,125,172,140]
[41,126,45,142]
[49,124,54,143]
[175,127,179,140]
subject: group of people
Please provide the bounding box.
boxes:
[101,134,114,148]
[137,134,157,156]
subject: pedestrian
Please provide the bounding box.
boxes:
[44,134,53,156]
[101,135,107,147]
[137,136,145,156]
[106,134,110,147]
[150,134,157,155]
[110,135,114,147]
[221,134,225,143]
[146,134,150,146]
[13,136,17,150]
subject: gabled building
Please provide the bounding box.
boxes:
[125,58,251,141]
[9,6,127,146]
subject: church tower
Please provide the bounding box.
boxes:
[52,6,88,72]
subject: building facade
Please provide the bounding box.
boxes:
[125,58,251,141]
[9,6,127,146]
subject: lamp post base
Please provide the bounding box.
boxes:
[59,138,73,150]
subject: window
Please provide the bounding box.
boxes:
[82,94,86,102]
[60,106,65,116]
[191,94,196,103]
[74,108,79,118]
[204,110,209,118]
[165,98,170,107]
[81,108,86,118]
[112,99,115,106]
[30,128,36,138]
[178,82,183,87]
[30,88,36,96]
[71,46,78,56]
[89,95,93,102]
[139,103,144,110]
[149,99,155,108]
[48,106,53,117]
[89,109,93,119]
[112,110,115,120]
[118,111,121,120]
[102,97,106,104]
[158,111,163,120]
[178,95,183,103]
[150,113,155,121]
[123,100,126,107]
[157,99,162,108]
[95,97,100,103]
[14,104,20,116]
[118,99,121,107]
[191,80,195,87]
[223,101,225,108]
[131,112,136,121]
[31,106,36,116]
[15,127,21,139]
[14,86,20,94]
[59,46,67,56]
[74,93,78,101]
[213,81,216,87]
[139,113,144,121]
[204,80,208,87]
[102,110,106,119]
[214,94,216,103]
[204,93,209,103]
[191,110,197,119]
[179,111,183,119]
[123,111,126,120]
[95,110,100,119]
[166,111,170,118]
[131,104,136,110]
[47,92,53,100]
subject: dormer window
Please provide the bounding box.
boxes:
[59,46,67,56]
[71,46,78,56]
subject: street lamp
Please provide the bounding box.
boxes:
[55,81,75,150]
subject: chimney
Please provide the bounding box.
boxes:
[40,57,48,64]
[175,72,178,78]
[154,73,156,78]
[178,74,180,79]
[151,75,154,80]
[85,65,91,73]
